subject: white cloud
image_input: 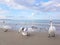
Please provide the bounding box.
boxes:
[51,0,60,2]
[39,0,60,12]
[9,3,28,10]
[0,0,28,10]
[25,0,35,4]
[0,0,60,12]
[56,4,60,7]
[14,0,60,12]
[0,8,8,14]
[41,1,53,7]
[0,15,7,19]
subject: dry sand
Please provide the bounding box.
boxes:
[0,29,60,45]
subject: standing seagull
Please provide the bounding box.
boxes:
[48,20,56,37]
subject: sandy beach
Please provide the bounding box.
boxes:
[0,29,60,45]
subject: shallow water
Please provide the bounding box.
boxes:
[0,20,60,33]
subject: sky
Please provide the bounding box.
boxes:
[0,0,60,20]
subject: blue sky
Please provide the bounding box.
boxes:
[0,0,60,20]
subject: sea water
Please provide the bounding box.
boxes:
[0,19,60,33]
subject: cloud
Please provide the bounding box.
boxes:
[51,0,60,2]
[15,0,60,12]
[0,7,8,14]
[40,1,60,12]
[0,7,10,19]
[0,0,60,12]
[24,0,35,4]
[0,15,7,19]
[0,0,28,10]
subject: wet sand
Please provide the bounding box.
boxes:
[0,29,60,45]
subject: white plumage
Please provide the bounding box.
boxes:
[3,25,11,29]
[18,27,29,36]
[48,21,56,37]
[21,28,28,36]
[2,25,12,32]
[18,27,23,32]
[21,31,28,36]
[28,28,34,32]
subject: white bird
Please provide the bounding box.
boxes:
[28,28,34,32]
[18,27,29,36]
[2,25,12,32]
[18,27,24,33]
[48,20,56,37]
[1,21,12,32]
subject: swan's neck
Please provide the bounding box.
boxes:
[50,19,53,26]
[50,22,53,27]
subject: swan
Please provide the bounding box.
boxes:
[1,21,12,32]
[18,27,24,33]
[18,27,29,36]
[22,28,30,36]
[28,27,34,32]
[2,25,12,32]
[48,20,56,37]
